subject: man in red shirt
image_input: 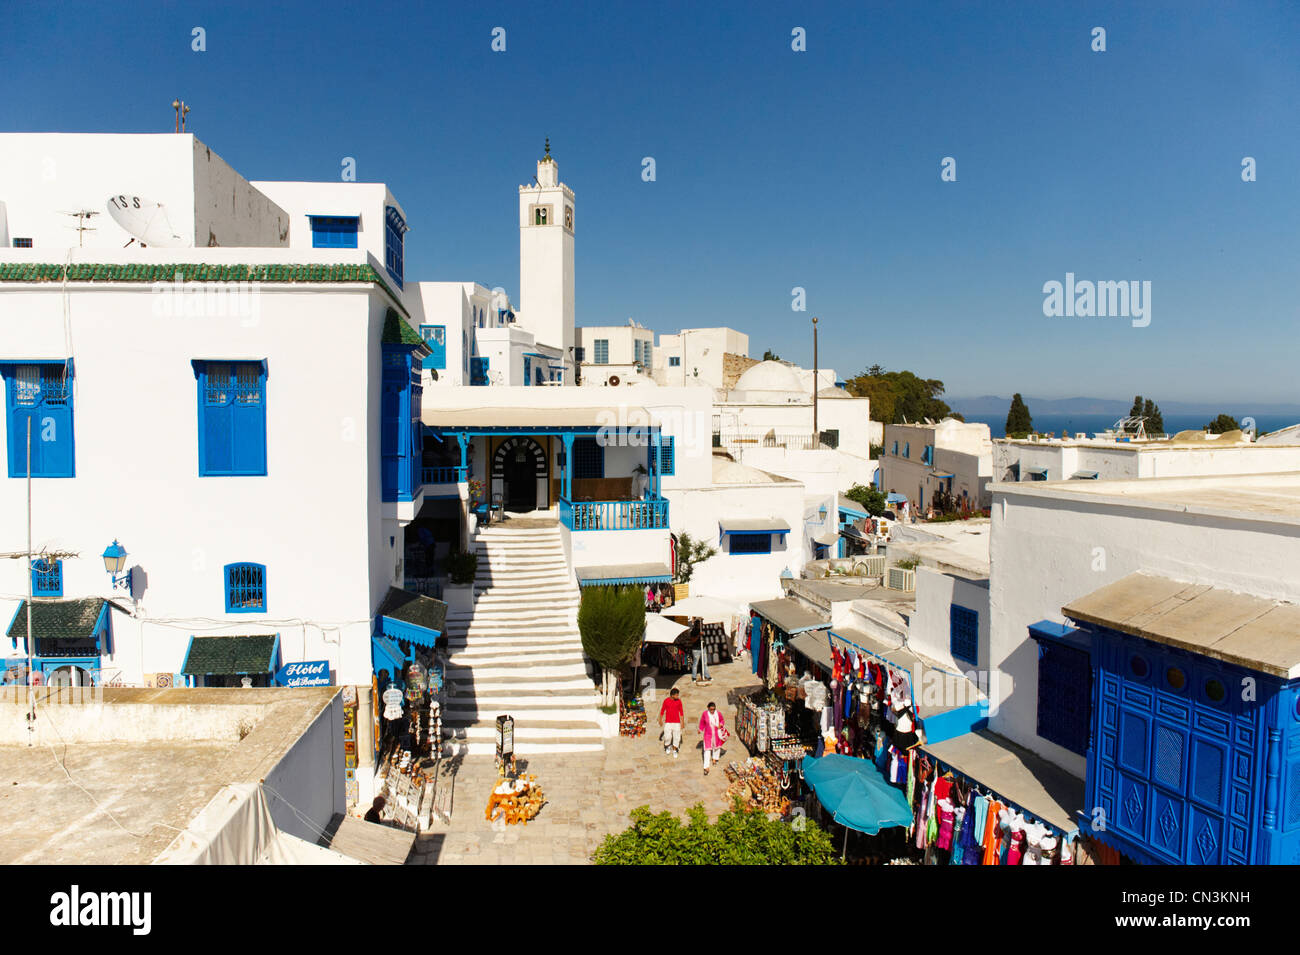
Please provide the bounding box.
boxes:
[658,687,684,758]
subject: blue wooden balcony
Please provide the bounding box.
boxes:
[559,497,669,531]
[421,465,468,486]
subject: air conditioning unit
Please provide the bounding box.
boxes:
[854,555,886,578]
[607,374,621,387]
[886,567,915,592]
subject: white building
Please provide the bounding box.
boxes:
[881,418,993,511]
[653,327,751,390]
[992,429,1300,483]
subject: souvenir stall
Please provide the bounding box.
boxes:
[373,659,444,833]
[748,598,831,691]
[664,596,738,668]
[638,611,691,677]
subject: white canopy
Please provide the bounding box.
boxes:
[643,613,690,645]
[662,595,738,625]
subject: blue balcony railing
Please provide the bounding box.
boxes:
[560,497,669,531]
[421,465,468,485]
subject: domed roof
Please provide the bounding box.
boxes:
[735,360,804,394]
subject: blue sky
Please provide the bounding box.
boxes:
[3,0,1297,404]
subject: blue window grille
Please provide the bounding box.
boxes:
[225,562,266,613]
[384,206,407,289]
[12,238,32,248]
[572,437,604,479]
[194,360,267,476]
[420,325,446,370]
[891,440,898,456]
[3,361,75,478]
[729,532,771,555]
[31,558,62,596]
[922,445,934,465]
[669,356,681,367]
[470,357,489,386]
[1036,640,1092,756]
[593,340,609,365]
[950,604,978,666]
[903,442,910,459]
[308,215,359,248]
[658,436,675,476]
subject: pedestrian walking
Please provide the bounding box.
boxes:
[687,619,711,685]
[698,701,728,774]
[658,687,684,757]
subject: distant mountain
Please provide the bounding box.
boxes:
[948,395,1300,417]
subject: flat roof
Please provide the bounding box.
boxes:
[993,471,1300,527]
[749,598,829,635]
[1063,572,1300,679]
[0,686,337,864]
[920,730,1084,833]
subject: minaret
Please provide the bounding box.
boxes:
[518,138,575,371]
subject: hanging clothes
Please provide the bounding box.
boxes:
[981,801,1005,865]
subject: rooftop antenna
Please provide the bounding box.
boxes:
[172,99,191,133]
[59,210,99,247]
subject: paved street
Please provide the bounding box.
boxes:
[411,658,762,865]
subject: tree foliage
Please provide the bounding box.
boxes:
[1205,413,1240,434]
[1128,396,1164,435]
[592,801,841,865]
[674,531,717,583]
[844,366,952,424]
[1005,393,1033,438]
[762,349,781,362]
[577,585,644,672]
[845,483,887,516]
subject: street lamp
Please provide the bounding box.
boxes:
[102,540,133,593]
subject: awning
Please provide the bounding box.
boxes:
[813,528,840,546]
[422,406,651,430]
[663,595,736,624]
[371,633,406,679]
[931,472,955,479]
[1024,466,1048,476]
[182,634,278,676]
[7,597,115,656]
[788,630,833,670]
[749,598,829,635]
[376,587,448,650]
[1062,571,1300,679]
[719,518,791,534]
[576,563,673,586]
[920,730,1084,834]
[802,755,914,834]
[644,614,689,645]
[885,492,908,504]
[1070,470,1099,480]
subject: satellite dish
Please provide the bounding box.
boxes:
[105,194,190,248]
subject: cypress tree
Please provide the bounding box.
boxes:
[1005,394,1033,437]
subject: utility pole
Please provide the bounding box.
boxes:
[812,316,820,445]
[25,417,34,746]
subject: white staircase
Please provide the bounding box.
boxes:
[441,520,603,756]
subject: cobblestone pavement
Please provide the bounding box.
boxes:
[410,659,763,865]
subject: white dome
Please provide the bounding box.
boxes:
[734,360,804,394]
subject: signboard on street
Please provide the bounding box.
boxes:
[274,660,332,688]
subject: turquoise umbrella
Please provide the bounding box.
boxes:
[803,754,913,835]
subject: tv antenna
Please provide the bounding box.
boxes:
[59,210,99,247]
[172,99,191,133]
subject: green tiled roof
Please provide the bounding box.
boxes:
[0,262,407,316]
[181,634,277,675]
[382,307,427,348]
[377,587,447,635]
[6,598,107,643]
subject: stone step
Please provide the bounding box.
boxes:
[446,651,586,668]
[446,630,581,644]
[443,740,605,757]
[446,677,595,693]
[448,642,582,659]
[442,712,601,728]
[445,693,597,707]
[445,661,588,680]
[443,724,603,740]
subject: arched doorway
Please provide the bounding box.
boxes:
[45,664,92,687]
[493,437,548,512]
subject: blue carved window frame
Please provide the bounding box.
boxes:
[225,562,267,613]
[32,558,63,596]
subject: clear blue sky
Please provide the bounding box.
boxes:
[3,0,1296,404]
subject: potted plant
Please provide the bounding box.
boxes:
[442,551,478,614]
[673,531,717,601]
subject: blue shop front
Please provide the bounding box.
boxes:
[1043,571,1300,865]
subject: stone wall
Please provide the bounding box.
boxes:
[721,352,760,390]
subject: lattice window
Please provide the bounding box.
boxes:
[1036,640,1093,756]
[14,365,39,406]
[32,558,62,597]
[950,605,979,666]
[658,437,675,476]
[233,363,261,405]
[593,340,609,365]
[225,563,266,612]
[729,533,771,555]
[1153,725,1185,790]
[572,437,604,480]
[205,362,230,405]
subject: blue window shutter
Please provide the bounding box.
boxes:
[729,532,771,555]
[230,363,266,474]
[659,437,675,476]
[197,361,266,476]
[5,363,75,478]
[420,326,446,370]
[950,604,978,666]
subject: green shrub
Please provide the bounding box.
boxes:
[445,551,478,585]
